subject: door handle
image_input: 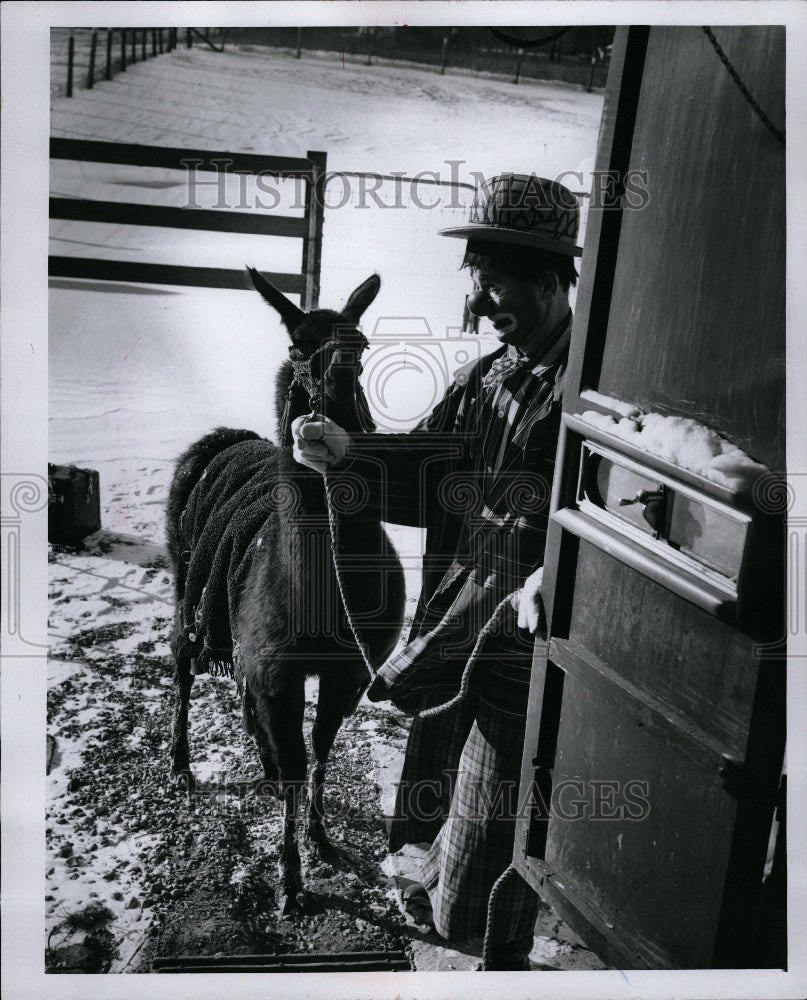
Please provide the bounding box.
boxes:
[619,486,666,534]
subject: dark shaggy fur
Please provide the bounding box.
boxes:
[166,272,405,914]
[166,427,261,599]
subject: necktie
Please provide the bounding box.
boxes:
[481,353,532,389]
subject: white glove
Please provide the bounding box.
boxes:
[511,565,546,634]
[291,414,352,474]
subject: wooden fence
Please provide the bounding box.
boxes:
[49,139,326,309]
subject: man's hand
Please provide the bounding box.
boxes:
[291,414,351,474]
[511,565,546,635]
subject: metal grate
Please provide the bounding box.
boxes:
[152,949,412,973]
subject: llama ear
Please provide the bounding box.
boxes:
[246,266,305,333]
[342,274,380,323]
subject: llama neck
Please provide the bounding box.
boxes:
[323,367,376,435]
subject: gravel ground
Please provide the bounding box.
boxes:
[45,459,604,975]
[45,459,414,973]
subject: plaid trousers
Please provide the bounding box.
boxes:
[419,682,540,953]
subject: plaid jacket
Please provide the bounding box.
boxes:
[331,318,569,711]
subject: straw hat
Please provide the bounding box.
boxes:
[440,173,582,257]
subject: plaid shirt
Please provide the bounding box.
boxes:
[336,312,571,710]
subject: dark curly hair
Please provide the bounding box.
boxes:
[462,239,578,293]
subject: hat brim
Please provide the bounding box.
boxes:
[438,223,583,257]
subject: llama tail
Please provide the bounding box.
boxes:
[166,427,261,594]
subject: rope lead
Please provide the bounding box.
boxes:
[419,592,517,719]
[482,863,520,970]
[323,470,376,680]
[322,463,518,706]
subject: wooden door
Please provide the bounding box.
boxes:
[513,26,786,969]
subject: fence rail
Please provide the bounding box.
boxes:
[49,138,326,307]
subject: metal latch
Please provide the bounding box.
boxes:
[618,485,667,535]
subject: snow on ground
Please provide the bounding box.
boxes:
[47,43,606,972]
[50,43,603,463]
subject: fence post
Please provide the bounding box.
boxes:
[220,28,227,51]
[302,150,327,311]
[105,29,112,80]
[131,27,137,64]
[186,28,192,48]
[440,35,448,75]
[159,29,164,54]
[141,27,146,60]
[121,28,127,71]
[513,47,524,84]
[66,32,74,96]
[87,30,98,89]
[152,29,157,56]
[295,27,302,58]
[587,47,597,93]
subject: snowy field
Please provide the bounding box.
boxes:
[50,44,604,464]
[46,43,605,973]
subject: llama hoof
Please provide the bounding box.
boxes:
[309,831,341,867]
[276,886,304,918]
[315,841,341,867]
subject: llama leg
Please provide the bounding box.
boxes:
[169,632,196,793]
[255,678,307,916]
[243,687,279,792]
[307,667,368,864]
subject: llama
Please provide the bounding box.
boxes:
[166,270,406,914]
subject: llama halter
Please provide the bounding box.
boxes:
[280,335,371,442]
[278,341,331,444]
